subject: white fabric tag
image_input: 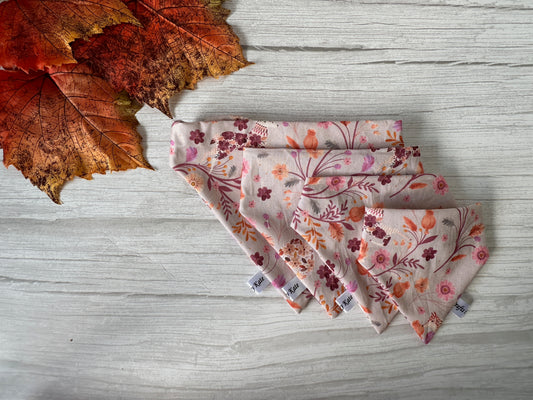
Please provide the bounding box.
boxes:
[335,290,356,312]
[282,277,306,300]
[452,295,471,318]
[247,271,270,294]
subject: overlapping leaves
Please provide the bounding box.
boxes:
[0,0,250,202]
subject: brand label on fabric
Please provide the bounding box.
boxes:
[247,271,270,294]
[452,296,471,318]
[282,277,305,300]
[335,291,356,312]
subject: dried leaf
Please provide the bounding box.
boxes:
[451,254,467,262]
[469,224,485,237]
[72,0,251,117]
[0,0,139,71]
[0,63,152,203]
[409,182,428,190]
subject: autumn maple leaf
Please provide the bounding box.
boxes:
[72,0,252,117]
[0,62,152,203]
[0,0,140,71]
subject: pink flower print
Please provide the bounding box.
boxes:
[272,275,286,288]
[371,249,390,270]
[442,234,448,242]
[276,211,284,220]
[436,280,456,301]
[472,246,489,265]
[359,136,368,144]
[263,245,270,253]
[433,175,449,195]
[334,252,340,260]
[361,154,375,172]
[393,120,402,132]
[317,121,332,129]
[189,129,205,144]
[185,146,197,162]
[234,119,249,130]
[248,200,256,208]
[417,306,425,315]
[346,280,358,293]
[253,174,261,183]
[250,252,264,266]
[326,176,345,191]
[344,150,352,155]
[403,195,411,202]
[344,158,351,165]
[170,139,175,155]
[242,158,250,175]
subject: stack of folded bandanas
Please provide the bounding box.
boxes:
[170,118,489,344]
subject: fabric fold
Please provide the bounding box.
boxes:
[358,204,489,343]
[170,118,403,313]
[291,174,457,332]
[239,147,422,317]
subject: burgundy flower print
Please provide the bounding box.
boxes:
[317,264,331,279]
[189,129,205,144]
[347,238,361,252]
[250,252,264,266]
[257,187,272,201]
[373,227,387,239]
[248,134,262,147]
[378,175,392,185]
[235,133,247,145]
[422,247,437,261]
[326,274,340,291]
[221,131,234,140]
[364,214,377,227]
[218,140,230,151]
[234,119,249,130]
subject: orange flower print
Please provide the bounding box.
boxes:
[271,163,288,180]
[348,206,365,222]
[328,222,344,241]
[421,210,436,233]
[392,281,410,298]
[185,173,204,192]
[415,277,429,293]
[412,320,425,338]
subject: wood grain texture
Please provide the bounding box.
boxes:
[1,1,532,399]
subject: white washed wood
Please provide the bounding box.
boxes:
[1,1,533,399]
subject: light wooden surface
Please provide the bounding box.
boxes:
[1,1,533,399]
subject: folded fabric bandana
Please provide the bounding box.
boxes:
[170,118,403,313]
[291,174,457,332]
[357,204,489,343]
[239,147,423,317]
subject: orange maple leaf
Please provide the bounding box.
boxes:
[0,63,152,203]
[72,0,252,117]
[0,0,139,71]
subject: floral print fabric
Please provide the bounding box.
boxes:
[170,118,403,313]
[358,204,489,343]
[291,174,457,332]
[239,147,422,318]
